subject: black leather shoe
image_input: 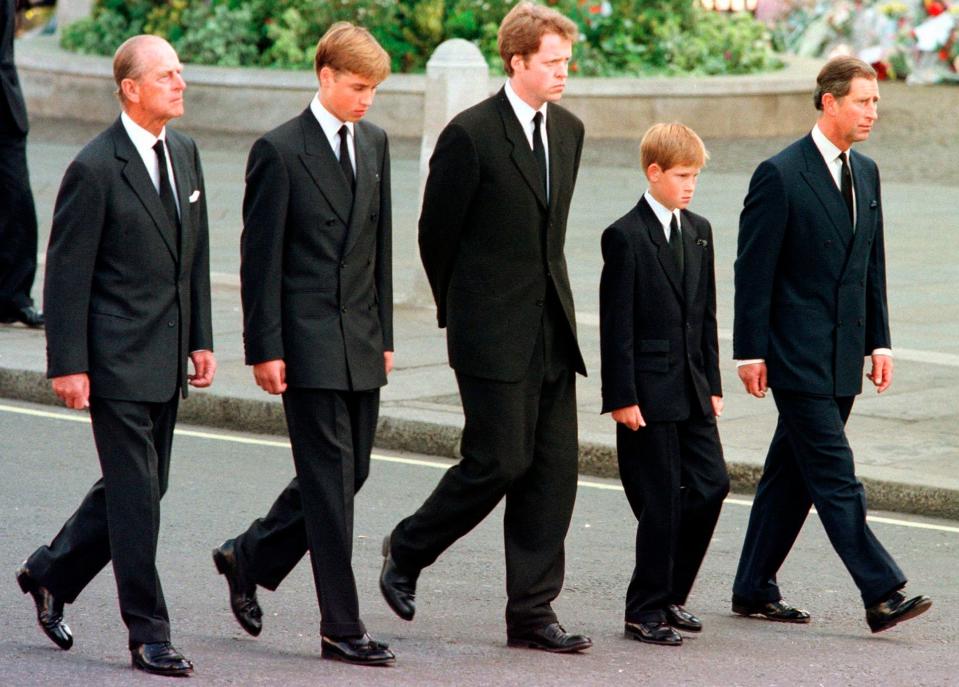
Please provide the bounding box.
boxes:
[732,598,810,623]
[866,591,932,633]
[379,536,418,621]
[1,305,44,328]
[507,623,592,653]
[212,539,262,637]
[15,562,73,650]
[665,604,702,633]
[321,633,395,666]
[130,642,194,677]
[625,620,683,646]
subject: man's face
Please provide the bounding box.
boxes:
[510,32,572,109]
[319,67,379,122]
[647,164,701,211]
[125,41,186,127]
[826,77,879,147]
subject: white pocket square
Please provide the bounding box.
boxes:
[188,190,201,203]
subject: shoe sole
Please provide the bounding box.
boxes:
[624,630,682,647]
[131,660,194,677]
[868,598,933,633]
[667,622,702,633]
[321,649,395,666]
[506,638,593,653]
[731,605,811,624]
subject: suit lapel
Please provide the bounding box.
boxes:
[297,109,353,225]
[638,198,683,301]
[681,213,703,304]
[843,149,876,272]
[114,119,178,262]
[168,132,193,269]
[496,90,548,210]
[798,134,854,245]
[341,123,377,258]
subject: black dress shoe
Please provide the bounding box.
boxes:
[507,623,592,653]
[732,598,810,623]
[130,642,194,677]
[665,604,702,632]
[321,633,395,666]
[212,539,262,637]
[379,535,418,621]
[625,620,683,646]
[1,305,44,328]
[866,591,932,633]
[15,563,73,650]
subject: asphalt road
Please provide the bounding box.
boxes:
[1,399,956,686]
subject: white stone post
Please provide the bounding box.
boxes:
[407,39,489,306]
[56,0,94,31]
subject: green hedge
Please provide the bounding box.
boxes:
[61,0,781,76]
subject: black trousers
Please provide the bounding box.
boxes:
[235,387,378,638]
[0,128,39,313]
[26,394,179,647]
[390,300,579,632]
[617,411,728,623]
[733,390,906,608]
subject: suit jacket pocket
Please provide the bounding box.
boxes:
[635,339,669,372]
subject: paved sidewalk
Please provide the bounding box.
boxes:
[2,80,957,519]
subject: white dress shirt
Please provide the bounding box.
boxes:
[310,93,355,173]
[643,190,681,242]
[121,111,179,216]
[504,80,549,194]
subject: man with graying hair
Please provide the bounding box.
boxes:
[16,35,214,677]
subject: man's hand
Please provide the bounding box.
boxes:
[867,353,893,393]
[52,373,90,410]
[611,404,645,431]
[711,395,724,418]
[384,351,394,375]
[189,350,217,388]
[253,359,287,395]
[738,362,768,398]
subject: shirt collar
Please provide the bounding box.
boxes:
[811,123,846,166]
[643,190,679,229]
[310,93,354,144]
[121,110,165,151]
[504,80,547,129]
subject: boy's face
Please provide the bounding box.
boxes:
[318,67,379,122]
[646,163,701,211]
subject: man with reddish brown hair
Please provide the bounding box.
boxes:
[379,2,591,653]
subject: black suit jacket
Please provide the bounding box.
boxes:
[733,133,890,397]
[240,108,392,391]
[44,118,213,401]
[599,197,722,421]
[418,88,585,382]
[0,0,28,135]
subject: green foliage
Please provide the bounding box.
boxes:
[60,0,781,76]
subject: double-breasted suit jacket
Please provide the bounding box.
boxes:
[600,197,722,421]
[241,109,392,390]
[418,88,585,381]
[45,118,213,399]
[733,133,889,396]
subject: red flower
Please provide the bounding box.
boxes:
[926,1,946,16]
[871,60,889,80]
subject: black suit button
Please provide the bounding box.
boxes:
[167,321,175,328]
[825,240,832,247]
[341,307,348,314]
[546,270,552,277]
[857,319,863,327]
[340,261,346,268]
[535,299,544,307]
[838,320,843,327]
[326,218,337,226]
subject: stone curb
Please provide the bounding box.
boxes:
[3,367,956,521]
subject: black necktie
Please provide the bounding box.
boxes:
[669,213,684,278]
[152,140,179,230]
[839,151,854,227]
[338,125,355,195]
[532,112,548,201]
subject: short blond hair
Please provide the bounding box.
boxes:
[498,1,578,76]
[314,22,391,82]
[640,122,709,173]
